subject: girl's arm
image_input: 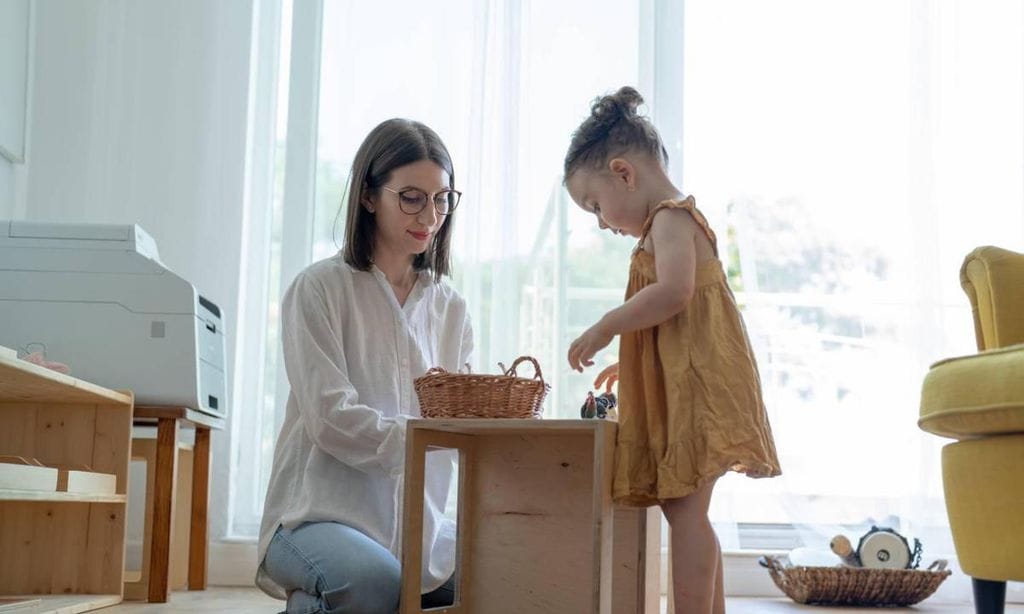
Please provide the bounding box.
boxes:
[603,208,698,333]
[568,208,697,371]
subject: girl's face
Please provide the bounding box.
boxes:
[565,160,648,238]
[364,159,450,260]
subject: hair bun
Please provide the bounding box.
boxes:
[563,85,665,178]
[589,86,645,128]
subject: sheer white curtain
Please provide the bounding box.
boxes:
[229,0,644,538]
[231,2,1024,600]
[307,0,645,419]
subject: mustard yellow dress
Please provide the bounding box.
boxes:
[614,197,781,506]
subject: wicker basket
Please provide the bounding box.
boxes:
[759,556,950,607]
[414,356,550,419]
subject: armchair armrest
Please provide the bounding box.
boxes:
[961,246,1024,351]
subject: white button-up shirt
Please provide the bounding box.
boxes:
[257,254,472,598]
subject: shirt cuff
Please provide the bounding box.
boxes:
[377,415,411,479]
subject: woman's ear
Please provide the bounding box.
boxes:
[608,158,636,191]
[361,184,376,213]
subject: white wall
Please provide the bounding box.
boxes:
[0,161,13,217]
[24,0,256,553]
[0,159,30,220]
[0,0,32,220]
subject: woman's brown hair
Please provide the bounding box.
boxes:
[342,118,456,282]
[563,86,667,181]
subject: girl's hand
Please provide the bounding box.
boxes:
[567,322,614,372]
[594,363,619,393]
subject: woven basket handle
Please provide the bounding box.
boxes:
[757,555,785,573]
[757,556,786,585]
[423,364,473,376]
[502,356,544,383]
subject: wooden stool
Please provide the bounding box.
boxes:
[400,419,661,614]
[123,406,224,603]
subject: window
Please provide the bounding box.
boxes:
[686,0,1024,552]
[231,3,1024,581]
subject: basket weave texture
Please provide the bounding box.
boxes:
[760,556,951,607]
[414,356,550,419]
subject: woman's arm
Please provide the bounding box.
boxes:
[568,208,697,371]
[281,272,408,478]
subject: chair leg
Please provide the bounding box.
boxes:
[972,577,1006,614]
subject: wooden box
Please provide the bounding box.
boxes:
[0,352,133,613]
[401,419,660,614]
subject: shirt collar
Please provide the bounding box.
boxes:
[368,264,434,315]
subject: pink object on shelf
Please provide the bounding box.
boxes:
[21,351,71,375]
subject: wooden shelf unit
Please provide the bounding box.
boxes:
[0,352,134,613]
[400,418,661,614]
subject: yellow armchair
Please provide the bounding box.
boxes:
[919,246,1024,614]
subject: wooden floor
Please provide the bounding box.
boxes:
[99,587,1024,613]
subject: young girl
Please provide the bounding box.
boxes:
[564,87,781,614]
[257,119,472,614]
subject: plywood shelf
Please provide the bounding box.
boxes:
[0,350,133,611]
[0,489,126,503]
[400,418,661,614]
[0,353,132,406]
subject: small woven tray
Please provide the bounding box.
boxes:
[414,356,550,419]
[759,555,950,607]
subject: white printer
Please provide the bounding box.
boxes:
[0,220,227,418]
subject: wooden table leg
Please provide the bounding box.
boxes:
[400,430,474,613]
[188,426,211,590]
[400,430,428,614]
[667,525,674,614]
[453,440,474,610]
[149,417,179,603]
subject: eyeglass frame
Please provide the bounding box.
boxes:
[381,185,462,216]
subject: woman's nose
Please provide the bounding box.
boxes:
[598,218,609,230]
[418,203,439,226]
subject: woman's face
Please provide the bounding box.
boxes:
[566,164,645,238]
[365,159,450,261]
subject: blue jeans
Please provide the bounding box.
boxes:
[261,522,455,614]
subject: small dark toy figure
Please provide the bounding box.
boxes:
[581,392,597,419]
[580,391,617,419]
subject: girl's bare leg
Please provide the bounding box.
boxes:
[712,533,725,614]
[661,479,722,614]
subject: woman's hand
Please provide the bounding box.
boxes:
[567,321,614,372]
[593,362,619,393]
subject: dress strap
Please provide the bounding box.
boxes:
[636,196,719,255]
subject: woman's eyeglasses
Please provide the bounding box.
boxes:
[382,186,462,216]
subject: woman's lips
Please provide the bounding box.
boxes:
[408,230,431,241]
